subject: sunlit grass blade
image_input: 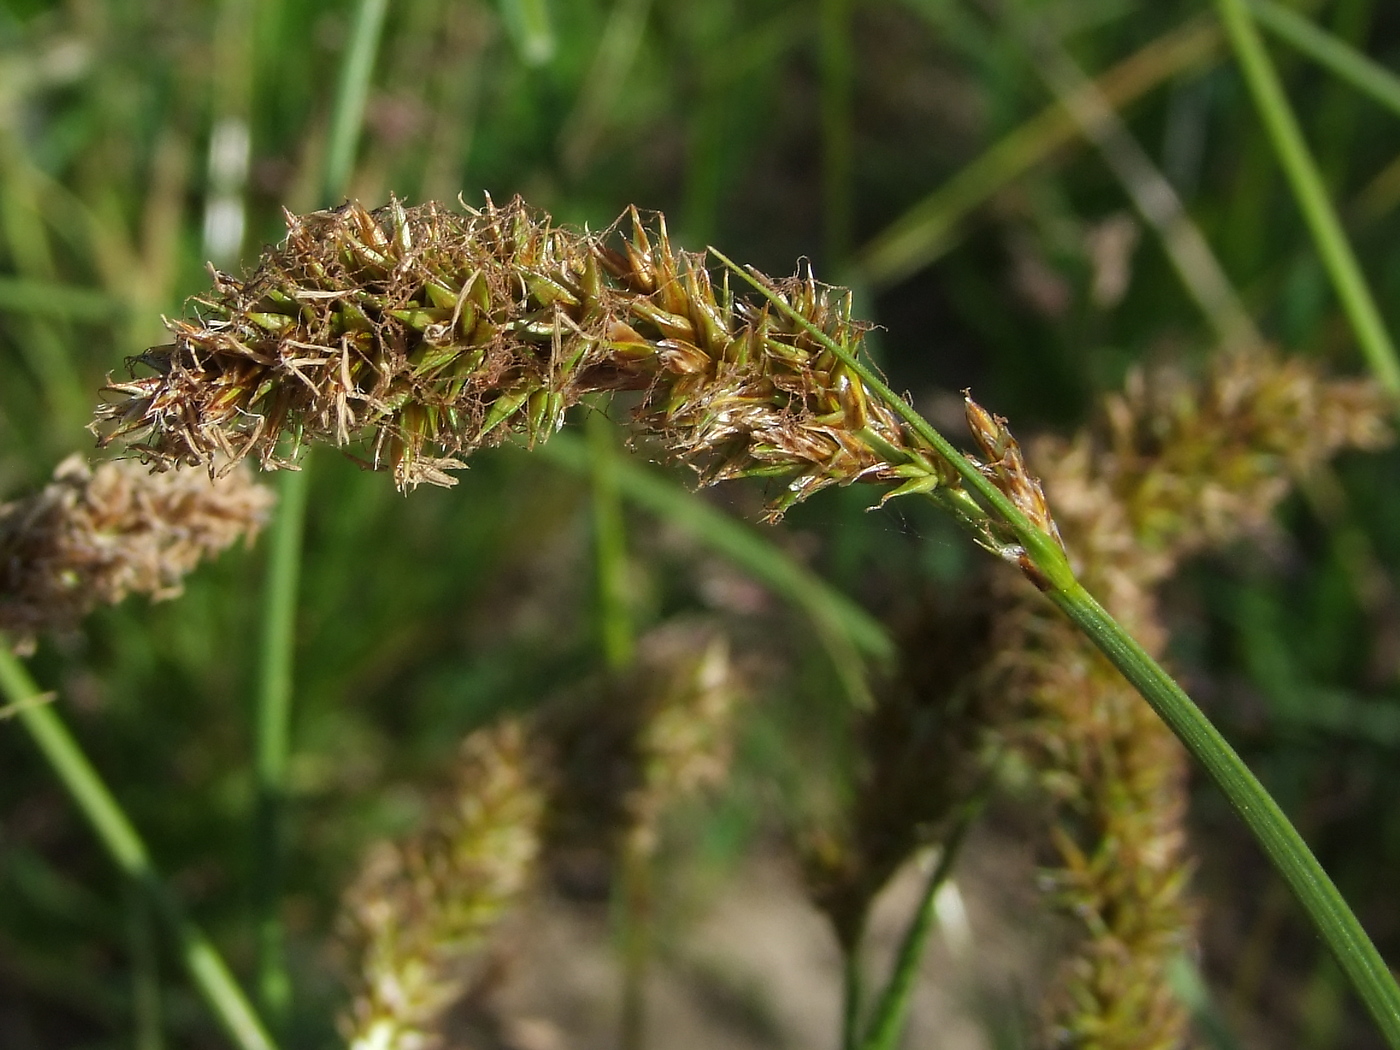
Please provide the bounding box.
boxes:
[499,0,556,67]
[1250,0,1400,120]
[253,0,390,1025]
[0,645,278,1050]
[714,247,1400,1050]
[534,432,891,707]
[851,14,1222,288]
[1215,0,1400,397]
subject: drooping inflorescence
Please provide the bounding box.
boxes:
[92,197,1053,543]
[0,454,273,653]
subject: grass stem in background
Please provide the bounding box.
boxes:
[251,462,308,1023]
[0,645,278,1050]
[851,14,1222,287]
[860,806,977,1050]
[587,409,635,673]
[499,0,555,67]
[321,0,390,205]
[1250,0,1400,120]
[534,432,890,706]
[820,0,855,264]
[252,0,389,1023]
[1020,24,1261,350]
[1215,0,1400,396]
[126,879,165,1050]
[716,249,1400,1049]
[558,0,651,174]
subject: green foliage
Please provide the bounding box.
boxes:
[4,0,1400,1047]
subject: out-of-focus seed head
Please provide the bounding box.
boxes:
[341,721,544,1050]
[93,197,981,522]
[0,454,273,653]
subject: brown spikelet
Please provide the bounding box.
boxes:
[986,348,1392,1049]
[340,721,544,1050]
[94,197,1038,535]
[0,455,274,653]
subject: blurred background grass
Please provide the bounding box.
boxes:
[2,0,1400,1046]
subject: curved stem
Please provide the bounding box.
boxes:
[0,645,277,1050]
[714,252,1400,1047]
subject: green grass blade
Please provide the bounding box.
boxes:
[1052,583,1400,1049]
[1215,0,1400,396]
[850,15,1222,288]
[714,249,1400,1049]
[321,0,391,204]
[1250,0,1400,121]
[534,432,891,704]
[0,645,278,1050]
[586,410,634,672]
[558,0,651,174]
[253,0,389,1024]
[1020,27,1260,350]
[0,277,123,322]
[251,465,308,1024]
[861,807,977,1050]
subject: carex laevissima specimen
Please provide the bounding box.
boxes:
[92,196,1058,562]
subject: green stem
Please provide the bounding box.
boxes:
[860,810,977,1050]
[251,465,308,1024]
[0,646,277,1050]
[712,251,1400,1047]
[125,879,165,1050]
[533,433,890,706]
[1250,0,1400,121]
[321,0,390,204]
[1049,582,1400,1047]
[587,409,635,672]
[251,0,389,1021]
[1214,0,1400,396]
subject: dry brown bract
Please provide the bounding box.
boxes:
[0,455,274,653]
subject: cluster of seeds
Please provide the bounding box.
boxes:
[0,455,272,652]
[93,197,1048,528]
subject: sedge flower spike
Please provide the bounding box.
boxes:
[92,197,1057,551]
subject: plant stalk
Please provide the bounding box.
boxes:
[252,0,389,1023]
[1049,582,1400,1047]
[1214,0,1400,397]
[860,808,977,1050]
[0,645,278,1050]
